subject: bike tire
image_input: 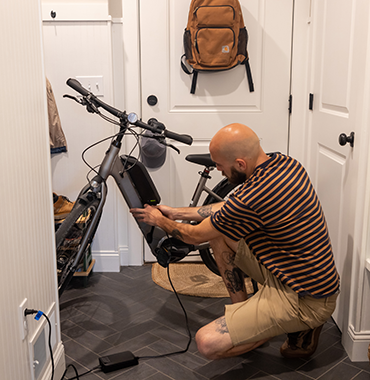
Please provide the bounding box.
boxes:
[199,179,239,276]
[56,194,101,296]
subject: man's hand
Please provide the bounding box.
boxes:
[131,203,221,246]
[130,204,163,226]
[156,205,177,220]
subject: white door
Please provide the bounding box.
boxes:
[306,0,367,331]
[139,0,294,261]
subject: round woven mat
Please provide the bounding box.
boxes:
[152,262,255,298]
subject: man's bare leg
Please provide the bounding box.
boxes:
[210,236,248,303]
[195,316,270,360]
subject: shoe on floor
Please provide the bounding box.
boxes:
[280,324,324,359]
[54,193,74,220]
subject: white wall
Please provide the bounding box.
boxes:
[42,1,136,271]
[0,0,64,379]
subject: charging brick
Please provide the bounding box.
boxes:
[99,351,138,373]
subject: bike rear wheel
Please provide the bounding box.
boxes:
[55,193,101,296]
[199,179,239,276]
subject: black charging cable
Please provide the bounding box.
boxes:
[135,262,192,361]
[25,309,55,380]
[61,364,100,380]
[25,308,101,380]
[25,260,192,379]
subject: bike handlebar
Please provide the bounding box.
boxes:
[67,78,125,118]
[164,129,193,145]
[66,78,193,146]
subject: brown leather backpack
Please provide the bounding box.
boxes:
[181,0,254,94]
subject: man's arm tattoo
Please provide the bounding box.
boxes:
[225,268,245,294]
[197,205,214,219]
[171,229,184,241]
[215,317,229,334]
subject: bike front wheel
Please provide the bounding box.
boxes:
[199,179,239,276]
[55,193,101,296]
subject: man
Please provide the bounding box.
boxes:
[130,123,339,360]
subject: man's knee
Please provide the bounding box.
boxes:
[195,328,220,360]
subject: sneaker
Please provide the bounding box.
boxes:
[54,193,74,220]
[280,324,324,359]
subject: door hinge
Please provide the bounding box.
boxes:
[309,93,314,110]
[288,94,292,114]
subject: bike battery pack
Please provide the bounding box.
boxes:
[120,155,161,206]
[99,351,138,373]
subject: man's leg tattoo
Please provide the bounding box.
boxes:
[221,250,245,294]
[225,268,244,294]
[215,317,229,334]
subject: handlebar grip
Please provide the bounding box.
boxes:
[67,78,91,97]
[164,130,193,145]
[66,78,123,118]
[136,119,193,145]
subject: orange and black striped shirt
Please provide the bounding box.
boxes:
[210,153,340,298]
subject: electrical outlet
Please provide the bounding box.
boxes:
[19,298,28,340]
[75,75,104,97]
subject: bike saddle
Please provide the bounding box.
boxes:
[185,153,215,168]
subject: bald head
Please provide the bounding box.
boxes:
[210,123,261,163]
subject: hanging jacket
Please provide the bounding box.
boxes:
[47,77,67,154]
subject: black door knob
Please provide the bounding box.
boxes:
[338,132,355,147]
[147,95,158,106]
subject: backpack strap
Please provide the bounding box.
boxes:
[244,58,254,92]
[181,54,198,94]
[182,55,253,94]
[181,54,192,75]
[190,71,198,94]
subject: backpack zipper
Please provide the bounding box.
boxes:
[194,5,235,20]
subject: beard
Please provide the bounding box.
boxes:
[228,167,247,185]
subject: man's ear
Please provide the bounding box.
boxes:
[235,158,247,170]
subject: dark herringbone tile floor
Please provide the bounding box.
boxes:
[59,265,370,380]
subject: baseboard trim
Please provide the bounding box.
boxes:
[119,245,129,266]
[91,252,120,272]
[342,324,370,362]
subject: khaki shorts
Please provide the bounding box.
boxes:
[225,240,338,346]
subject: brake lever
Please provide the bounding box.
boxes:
[63,94,81,103]
[63,94,99,114]
[168,144,180,154]
[149,135,180,154]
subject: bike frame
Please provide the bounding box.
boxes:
[62,77,228,274]
[73,121,224,269]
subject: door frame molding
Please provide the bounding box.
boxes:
[122,0,144,265]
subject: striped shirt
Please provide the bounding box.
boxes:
[210,153,340,298]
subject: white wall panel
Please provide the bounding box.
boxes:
[0,0,63,378]
[42,14,123,270]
